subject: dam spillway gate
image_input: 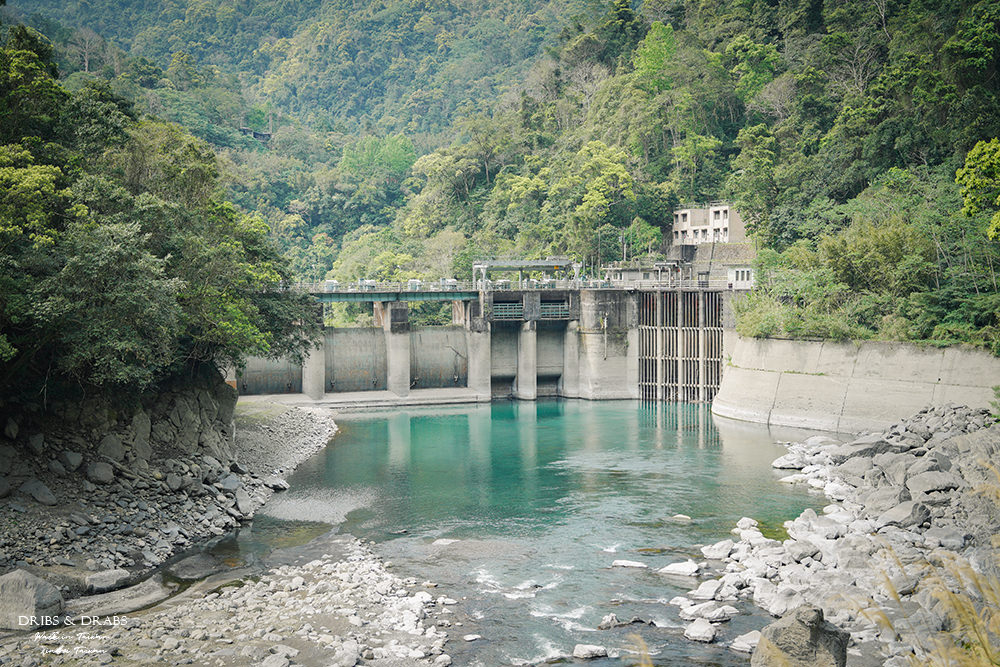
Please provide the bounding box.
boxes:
[239,284,733,404]
[638,291,724,402]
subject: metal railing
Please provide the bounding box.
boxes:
[492,302,524,320]
[298,281,475,293]
[296,277,741,293]
[540,302,571,319]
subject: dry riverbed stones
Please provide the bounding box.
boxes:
[0,538,456,666]
[659,403,997,663]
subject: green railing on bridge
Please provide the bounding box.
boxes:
[540,302,570,319]
[492,302,524,320]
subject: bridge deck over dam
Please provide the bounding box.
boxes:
[239,282,742,403]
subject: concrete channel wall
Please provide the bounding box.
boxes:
[239,290,642,400]
[410,326,468,389]
[712,332,1000,433]
[326,328,386,392]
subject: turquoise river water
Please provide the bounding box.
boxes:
[252,400,831,665]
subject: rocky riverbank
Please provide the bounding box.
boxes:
[2,535,457,667]
[664,404,999,664]
[0,379,335,612]
[0,390,467,667]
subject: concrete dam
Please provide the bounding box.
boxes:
[238,285,736,404]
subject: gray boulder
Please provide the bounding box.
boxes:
[873,452,915,486]
[28,433,45,455]
[167,553,224,580]
[923,526,966,550]
[785,539,820,563]
[572,644,609,659]
[19,479,57,506]
[0,445,14,474]
[219,473,241,492]
[131,411,152,460]
[0,476,10,498]
[827,434,894,463]
[85,569,130,593]
[0,569,64,630]
[59,450,83,471]
[86,462,115,485]
[860,485,910,515]
[683,617,717,642]
[751,605,848,667]
[906,471,961,497]
[97,434,126,462]
[235,487,254,516]
[263,475,290,491]
[876,501,930,530]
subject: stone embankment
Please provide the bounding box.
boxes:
[0,371,335,606]
[2,538,456,667]
[665,404,998,663]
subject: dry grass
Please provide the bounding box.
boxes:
[624,633,654,667]
[861,462,1000,665]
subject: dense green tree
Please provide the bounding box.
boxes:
[0,27,318,399]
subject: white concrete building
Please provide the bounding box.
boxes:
[727,265,755,289]
[672,202,745,246]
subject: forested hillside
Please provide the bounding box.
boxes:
[0,24,318,402]
[2,0,999,349]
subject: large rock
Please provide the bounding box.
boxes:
[731,630,761,653]
[219,473,241,492]
[59,450,83,471]
[659,560,700,576]
[827,435,894,463]
[701,539,735,560]
[131,411,152,460]
[28,433,45,455]
[235,487,254,516]
[0,569,64,630]
[0,445,15,475]
[572,644,608,659]
[751,605,848,667]
[19,479,57,505]
[906,471,960,497]
[683,618,717,642]
[875,501,930,530]
[86,462,115,484]
[0,476,10,499]
[167,553,225,580]
[860,485,910,515]
[97,434,126,462]
[85,569,130,593]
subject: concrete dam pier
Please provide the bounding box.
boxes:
[239,287,735,404]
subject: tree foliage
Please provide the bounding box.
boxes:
[0,28,318,400]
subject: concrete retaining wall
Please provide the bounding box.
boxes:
[326,328,386,392]
[410,326,468,389]
[713,332,1000,433]
[237,357,302,395]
